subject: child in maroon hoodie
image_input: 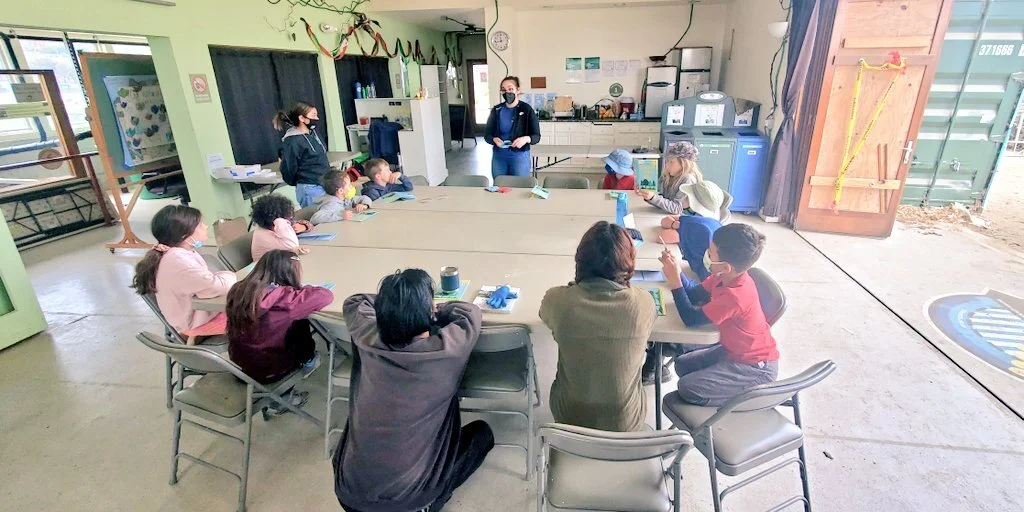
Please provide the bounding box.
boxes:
[226,249,333,389]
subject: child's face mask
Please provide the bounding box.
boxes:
[703,249,727,275]
[343,184,356,199]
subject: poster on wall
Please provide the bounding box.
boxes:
[584,57,601,83]
[102,75,177,169]
[565,57,582,84]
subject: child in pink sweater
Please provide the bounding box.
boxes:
[250,194,311,261]
[132,205,237,340]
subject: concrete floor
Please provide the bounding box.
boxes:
[2,146,1023,511]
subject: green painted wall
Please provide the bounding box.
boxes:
[2,0,445,221]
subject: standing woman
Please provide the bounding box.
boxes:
[539,221,658,432]
[274,101,331,208]
[484,76,541,179]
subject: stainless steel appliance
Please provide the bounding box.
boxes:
[677,47,712,99]
[643,66,678,119]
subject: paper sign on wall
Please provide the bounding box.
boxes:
[584,57,601,83]
[189,74,211,103]
[565,57,583,84]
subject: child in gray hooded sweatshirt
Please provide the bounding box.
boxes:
[310,169,373,225]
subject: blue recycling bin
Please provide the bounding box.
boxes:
[727,129,770,213]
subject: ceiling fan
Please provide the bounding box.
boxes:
[441,16,483,33]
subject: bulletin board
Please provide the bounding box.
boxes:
[79,52,183,252]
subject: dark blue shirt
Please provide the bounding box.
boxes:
[494,105,525,160]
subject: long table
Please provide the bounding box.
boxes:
[370,186,667,218]
[193,245,719,345]
[530,144,660,177]
[303,209,672,259]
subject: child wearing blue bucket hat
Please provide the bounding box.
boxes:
[601,149,635,190]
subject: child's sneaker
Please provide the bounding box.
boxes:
[266,390,309,417]
[301,354,321,378]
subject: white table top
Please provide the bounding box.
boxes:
[531,144,660,160]
[210,151,361,186]
[305,210,673,259]
[193,246,719,344]
[371,186,667,218]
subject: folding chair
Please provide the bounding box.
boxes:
[537,423,693,512]
[139,293,227,409]
[662,360,837,512]
[719,191,733,223]
[217,231,254,272]
[542,176,590,189]
[442,175,490,188]
[495,175,538,189]
[407,175,430,187]
[748,267,787,326]
[308,316,355,459]
[458,325,541,480]
[136,332,322,512]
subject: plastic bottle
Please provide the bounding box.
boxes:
[355,81,363,99]
[615,192,628,226]
[369,82,377,98]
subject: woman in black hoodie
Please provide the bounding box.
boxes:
[273,101,331,207]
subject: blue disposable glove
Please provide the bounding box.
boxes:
[487,285,518,309]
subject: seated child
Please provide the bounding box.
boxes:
[634,141,703,214]
[334,269,493,512]
[250,194,311,261]
[132,205,237,342]
[658,179,726,245]
[657,223,779,406]
[359,157,414,201]
[310,169,373,225]
[601,149,636,190]
[226,249,333,386]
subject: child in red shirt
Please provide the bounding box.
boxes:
[601,149,636,190]
[657,223,779,406]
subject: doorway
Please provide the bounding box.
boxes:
[466,59,488,135]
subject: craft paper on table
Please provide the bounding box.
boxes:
[565,57,583,84]
[584,57,601,83]
[102,75,177,168]
[351,210,379,222]
[647,288,667,316]
[434,280,471,301]
[376,191,417,203]
[531,185,551,199]
[297,232,337,241]
[473,285,522,314]
[634,159,659,191]
[631,270,666,282]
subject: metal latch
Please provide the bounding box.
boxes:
[950,159,962,173]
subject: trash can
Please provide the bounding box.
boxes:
[727,129,769,213]
[690,129,736,192]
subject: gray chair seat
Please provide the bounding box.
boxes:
[662,392,803,475]
[545,449,671,512]
[174,372,248,421]
[196,334,229,353]
[331,355,353,387]
[460,349,528,393]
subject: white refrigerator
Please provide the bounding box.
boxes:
[644,66,678,119]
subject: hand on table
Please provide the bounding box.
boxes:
[511,136,530,149]
[659,247,684,290]
[635,187,656,201]
[295,246,311,255]
[293,220,313,234]
[388,172,403,184]
[354,204,368,213]
[343,210,354,221]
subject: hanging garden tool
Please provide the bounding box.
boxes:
[832,51,907,213]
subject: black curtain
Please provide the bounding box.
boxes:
[334,56,394,148]
[761,0,839,222]
[210,47,327,165]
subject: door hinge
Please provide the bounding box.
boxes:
[902,140,915,164]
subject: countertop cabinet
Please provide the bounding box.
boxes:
[537,121,660,168]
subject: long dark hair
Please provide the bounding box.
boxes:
[226,250,302,339]
[132,205,202,295]
[375,268,436,348]
[575,221,636,286]
[272,101,315,131]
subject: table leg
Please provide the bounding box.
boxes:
[532,156,538,178]
[655,342,663,430]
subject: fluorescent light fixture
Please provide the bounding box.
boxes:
[768,21,789,39]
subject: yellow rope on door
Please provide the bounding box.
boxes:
[832,52,907,213]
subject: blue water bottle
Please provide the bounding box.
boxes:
[355,81,363,99]
[369,82,377,98]
[615,192,628,226]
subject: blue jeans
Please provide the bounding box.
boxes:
[295,183,326,208]
[491,152,532,179]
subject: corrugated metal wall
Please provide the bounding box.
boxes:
[905,0,1024,207]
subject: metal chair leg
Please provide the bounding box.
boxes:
[654,342,664,429]
[706,429,723,512]
[536,443,547,512]
[526,368,535,482]
[324,341,336,459]
[165,356,174,410]
[531,358,541,407]
[169,408,182,485]
[238,385,254,512]
[672,458,682,512]
[792,395,813,512]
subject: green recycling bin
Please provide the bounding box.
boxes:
[691,129,736,192]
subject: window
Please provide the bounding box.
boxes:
[20,39,90,129]
[110,44,150,56]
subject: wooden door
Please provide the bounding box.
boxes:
[795,0,953,237]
